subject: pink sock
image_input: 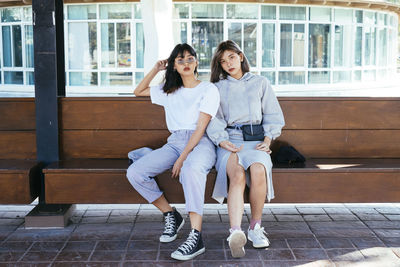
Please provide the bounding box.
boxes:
[250,219,261,230]
[230,226,241,232]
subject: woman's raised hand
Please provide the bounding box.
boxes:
[154,59,168,72]
[219,141,243,153]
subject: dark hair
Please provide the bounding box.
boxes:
[163,43,198,94]
[210,40,250,83]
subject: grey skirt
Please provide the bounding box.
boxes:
[211,128,274,203]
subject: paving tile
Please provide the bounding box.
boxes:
[70,223,132,240]
[203,239,224,250]
[385,215,400,221]
[364,220,400,229]
[264,221,310,230]
[349,237,385,248]
[0,219,24,226]
[318,238,354,249]
[194,261,263,267]
[286,238,321,248]
[297,207,326,215]
[0,241,32,252]
[271,209,299,215]
[3,263,51,267]
[308,221,367,230]
[264,260,334,267]
[375,208,400,214]
[326,248,365,261]
[62,241,96,251]
[110,209,138,216]
[259,249,295,260]
[276,215,304,222]
[81,216,109,224]
[95,240,128,251]
[380,237,400,247]
[128,240,159,250]
[312,228,375,238]
[261,215,277,222]
[54,262,120,267]
[202,215,221,223]
[0,251,24,262]
[292,249,328,260]
[107,216,135,223]
[6,227,74,242]
[268,229,314,239]
[323,208,352,215]
[20,251,58,262]
[356,214,388,221]
[1,211,28,218]
[268,238,289,249]
[303,215,331,222]
[196,249,226,261]
[84,210,111,217]
[89,250,125,261]
[55,251,91,261]
[373,229,400,238]
[29,241,65,252]
[329,214,359,221]
[124,250,158,261]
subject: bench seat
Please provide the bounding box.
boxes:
[0,160,41,204]
[44,158,400,204]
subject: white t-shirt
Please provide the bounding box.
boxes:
[150,81,220,132]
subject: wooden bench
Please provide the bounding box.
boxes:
[0,98,41,204]
[43,97,400,204]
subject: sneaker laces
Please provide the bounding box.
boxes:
[177,230,198,254]
[253,226,268,240]
[163,212,176,235]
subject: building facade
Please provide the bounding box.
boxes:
[0,0,399,96]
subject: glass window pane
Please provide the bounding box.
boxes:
[309,7,331,22]
[353,70,361,81]
[262,23,275,68]
[228,23,242,48]
[309,24,330,68]
[364,27,376,66]
[25,25,34,68]
[4,71,23,84]
[377,28,387,66]
[377,13,385,26]
[173,22,187,44]
[101,23,115,68]
[244,23,257,67]
[117,23,131,67]
[1,8,21,22]
[197,72,210,82]
[100,4,131,19]
[363,70,376,81]
[309,71,330,83]
[280,24,292,67]
[333,71,351,83]
[261,71,275,85]
[12,26,22,67]
[354,27,362,66]
[261,6,276,19]
[2,26,12,67]
[227,4,258,19]
[364,11,376,24]
[69,72,98,86]
[135,72,144,86]
[192,4,223,19]
[101,72,132,86]
[27,72,34,85]
[334,9,352,23]
[173,4,189,19]
[355,10,363,23]
[192,21,223,69]
[68,22,97,70]
[293,24,304,66]
[23,7,32,22]
[134,4,142,19]
[136,23,144,68]
[67,5,96,20]
[377,69,387,80]
[279,6,305,20]
[278,71,305,84]
[334,25,352,67]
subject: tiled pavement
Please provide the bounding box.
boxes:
[0,203,400,266]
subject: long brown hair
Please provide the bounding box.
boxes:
[210,40,250,83]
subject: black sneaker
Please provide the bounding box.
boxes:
[171,229,205,260]
[159,207,184,243]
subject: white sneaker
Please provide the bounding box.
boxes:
[247,223,270,248]
[227,229,247,258]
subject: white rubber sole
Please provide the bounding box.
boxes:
[228,231,247,258]
[159,218,185,243]
[171,246,205,261]
[248,235,270,248]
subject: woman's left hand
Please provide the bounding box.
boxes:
[256,137,272,154]
[172,157,185,178]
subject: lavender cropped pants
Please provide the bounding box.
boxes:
[126,130,216,216]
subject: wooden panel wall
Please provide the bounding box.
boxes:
[59,97,400,159]
[0,98,36,160]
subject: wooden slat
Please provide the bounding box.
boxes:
[61,130,170,159]
[279,130,400,158]
[61,129,400,159]
[61,98,166,130]
[280,99,400,130]
[0,98,36,130]
[0,132,36,159]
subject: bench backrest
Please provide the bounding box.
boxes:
[59,97,400,160]
[0,98,36,160]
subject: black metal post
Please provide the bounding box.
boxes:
[33,0,65,204]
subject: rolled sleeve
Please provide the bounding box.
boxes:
[150,84,165,106]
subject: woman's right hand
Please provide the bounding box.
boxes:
[153,59,168,72]
[219,141,243,153]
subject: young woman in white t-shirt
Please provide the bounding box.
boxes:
[127,44,220,261]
